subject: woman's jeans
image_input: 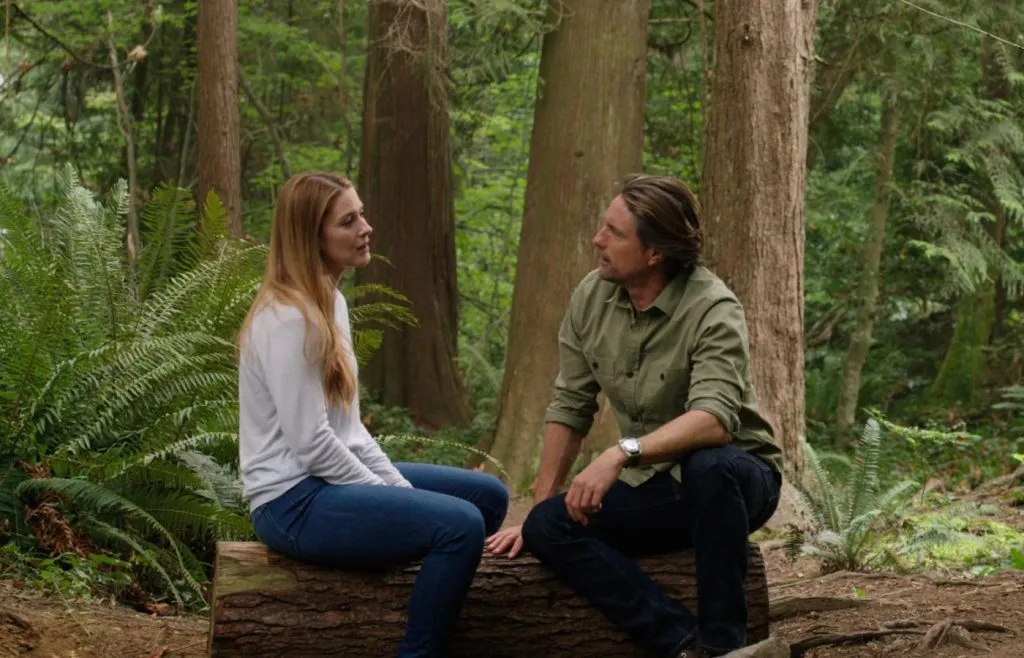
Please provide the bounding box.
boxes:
[251,463,509,658]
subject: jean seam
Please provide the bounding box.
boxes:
[260,507,296,552]
[669,628,699,657]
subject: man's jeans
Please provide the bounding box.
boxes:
[521,445,780,657]
[251,463,509,658]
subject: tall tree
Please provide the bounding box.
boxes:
[835,84,900,436]
[357,0,471,428]
[701,0,819,467]
[197,0,241,236]
[483,0,651,489]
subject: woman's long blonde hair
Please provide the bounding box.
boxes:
[237,172,357,408]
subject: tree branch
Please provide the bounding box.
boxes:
[238,67,291,179]
[107,11,139,267]
[11,3,112,69]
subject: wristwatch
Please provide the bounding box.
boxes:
[618,437,642,467]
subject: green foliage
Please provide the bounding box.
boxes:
[0,543,135,602]
[0,169,260,608]
[894,502,1024,575]
[0,169,416,608]
[787,419,921,572]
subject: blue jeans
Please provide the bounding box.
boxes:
[250,463,509,658]
[521,445,780,657]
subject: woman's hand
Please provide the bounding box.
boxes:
[485,525,525,558]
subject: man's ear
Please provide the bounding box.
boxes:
[647,249,663,267]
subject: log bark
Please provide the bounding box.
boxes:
[209,542,769,657]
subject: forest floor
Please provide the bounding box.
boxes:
[1,488,1022,658]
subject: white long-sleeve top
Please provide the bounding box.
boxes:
[238,290,411,511]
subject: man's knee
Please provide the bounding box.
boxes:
[681,445,737,484]
[521,495,572,553]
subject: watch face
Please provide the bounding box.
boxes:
[622,438,641,454]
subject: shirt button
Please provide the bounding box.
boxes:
[626,371,634,378]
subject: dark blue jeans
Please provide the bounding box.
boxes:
[521,445,780,657]
[250,463,509,658]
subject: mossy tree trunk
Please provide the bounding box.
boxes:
[929,36,1011,407]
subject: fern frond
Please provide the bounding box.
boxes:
[845,419,882,523]
[137,183,196,303]
[14,477,204,601]
[85,518,188,607]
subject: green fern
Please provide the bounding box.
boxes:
[789,419,921,572]
[1,171,419,609]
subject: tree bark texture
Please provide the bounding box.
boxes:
[209,541,769,657]
[485,0,650,489]
[835,88,900,436]
[701,0,819,469]
[197,0,242,236]
[357,0,471,429]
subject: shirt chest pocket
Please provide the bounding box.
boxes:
[583,351,619,397]
[643,363,692,422]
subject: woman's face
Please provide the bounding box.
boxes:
[320,186,372,277]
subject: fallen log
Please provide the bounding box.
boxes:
[209,541,769,657]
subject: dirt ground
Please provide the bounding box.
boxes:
[1,498,1021,658]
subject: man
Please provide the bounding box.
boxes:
[485,174,783,658]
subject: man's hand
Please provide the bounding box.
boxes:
[485,525,526,558]
[565,446,626,525]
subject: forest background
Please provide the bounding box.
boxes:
[1,0,1023,612]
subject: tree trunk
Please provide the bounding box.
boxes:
[357,0,471,429]
[197,0,242,236]
[209,541,769,656]
[835,87,900,436]
[701,0,819,469]
[484,0,650,489]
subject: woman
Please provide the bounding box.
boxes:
[236,172,509,657]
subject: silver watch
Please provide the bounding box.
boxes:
[618,437,642,466]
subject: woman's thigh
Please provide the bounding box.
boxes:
[257,479,486,568]
[396,463,509,535]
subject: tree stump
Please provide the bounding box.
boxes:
[209,542,769,657]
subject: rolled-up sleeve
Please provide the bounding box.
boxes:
[543,303,600,435]
[685,300,748,435]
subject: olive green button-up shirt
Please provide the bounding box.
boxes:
[544,266,783,486]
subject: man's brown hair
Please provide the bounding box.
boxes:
[620,173,703,278]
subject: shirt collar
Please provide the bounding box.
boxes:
[606,268,692,314]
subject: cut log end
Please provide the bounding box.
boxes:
[209,542,769,657]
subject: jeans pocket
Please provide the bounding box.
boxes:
[252,506,297,555]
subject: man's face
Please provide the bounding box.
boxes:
[592,195,657,284]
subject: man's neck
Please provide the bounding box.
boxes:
[624,269,670,311]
